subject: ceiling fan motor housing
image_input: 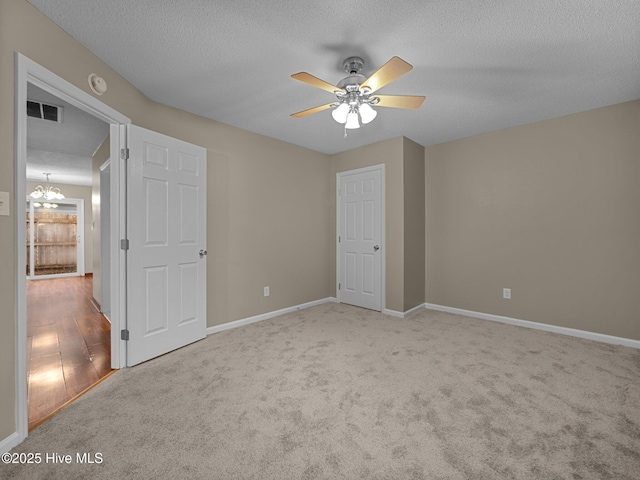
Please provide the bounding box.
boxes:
[343,56,364,75]
[337,56,366,91]
[337,56,377,109]
[337,74,365,91]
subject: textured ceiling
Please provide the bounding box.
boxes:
[27,83,109,186]
[27,0,640,155]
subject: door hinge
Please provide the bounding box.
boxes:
[120,239,129,250]
[338,236,341,243]
[120,148,129,160]
[339,283,341,290]
[121,329,130,341]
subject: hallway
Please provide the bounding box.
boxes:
[27,275,112,430]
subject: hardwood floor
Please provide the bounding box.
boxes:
[27,274,112,430]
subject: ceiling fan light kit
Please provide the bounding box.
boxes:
[358,103,377,124]
[291,56,425,137]
[331,102,350,123]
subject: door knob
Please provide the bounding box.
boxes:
[373,245,380,252]
[199,249,207,258]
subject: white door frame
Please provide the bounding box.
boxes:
[336,164,386,311]
[14,53,130,444]
[27,197,85,279]
[100,159,112,320]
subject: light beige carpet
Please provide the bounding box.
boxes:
[4,303,640,479]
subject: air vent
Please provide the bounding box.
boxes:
[27,100,62,122]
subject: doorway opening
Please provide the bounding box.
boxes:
[24,81,113,430]
[15,53,130,444]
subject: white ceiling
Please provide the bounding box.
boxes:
[27,0,640,155]
[27,84,109,186]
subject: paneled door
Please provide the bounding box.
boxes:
[338,165,383,311]
[126,125,207,366]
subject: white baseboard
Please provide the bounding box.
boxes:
[425,303,640,350]
[207,299,640,349]
[404,303,427,318]
[384,303,427,318]
[207,297,337,335]
[0,431,21,454]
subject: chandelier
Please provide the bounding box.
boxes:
[30,173,65,208]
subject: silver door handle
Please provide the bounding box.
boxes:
[373,245,380,252]
[199,249,207,258]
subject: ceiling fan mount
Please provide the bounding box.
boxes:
[336,57,368,91]
[342,56,364,74]
[291,55,426,133]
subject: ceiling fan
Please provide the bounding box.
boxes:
[291,56,425,133]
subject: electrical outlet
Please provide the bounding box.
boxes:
[264,286,270,297]
[503,288,511,299]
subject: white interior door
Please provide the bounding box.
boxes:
[126,125,207,366]
[338,166,383,311]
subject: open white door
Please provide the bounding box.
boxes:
[126,125,207,366]
[338,165,383,311]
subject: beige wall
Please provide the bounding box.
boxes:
[425,100,640,341]
[1,0,332,442]
[403,137,425,311]
[26,181,93,275]
[211,140,332,323]
[331,137,405,312]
